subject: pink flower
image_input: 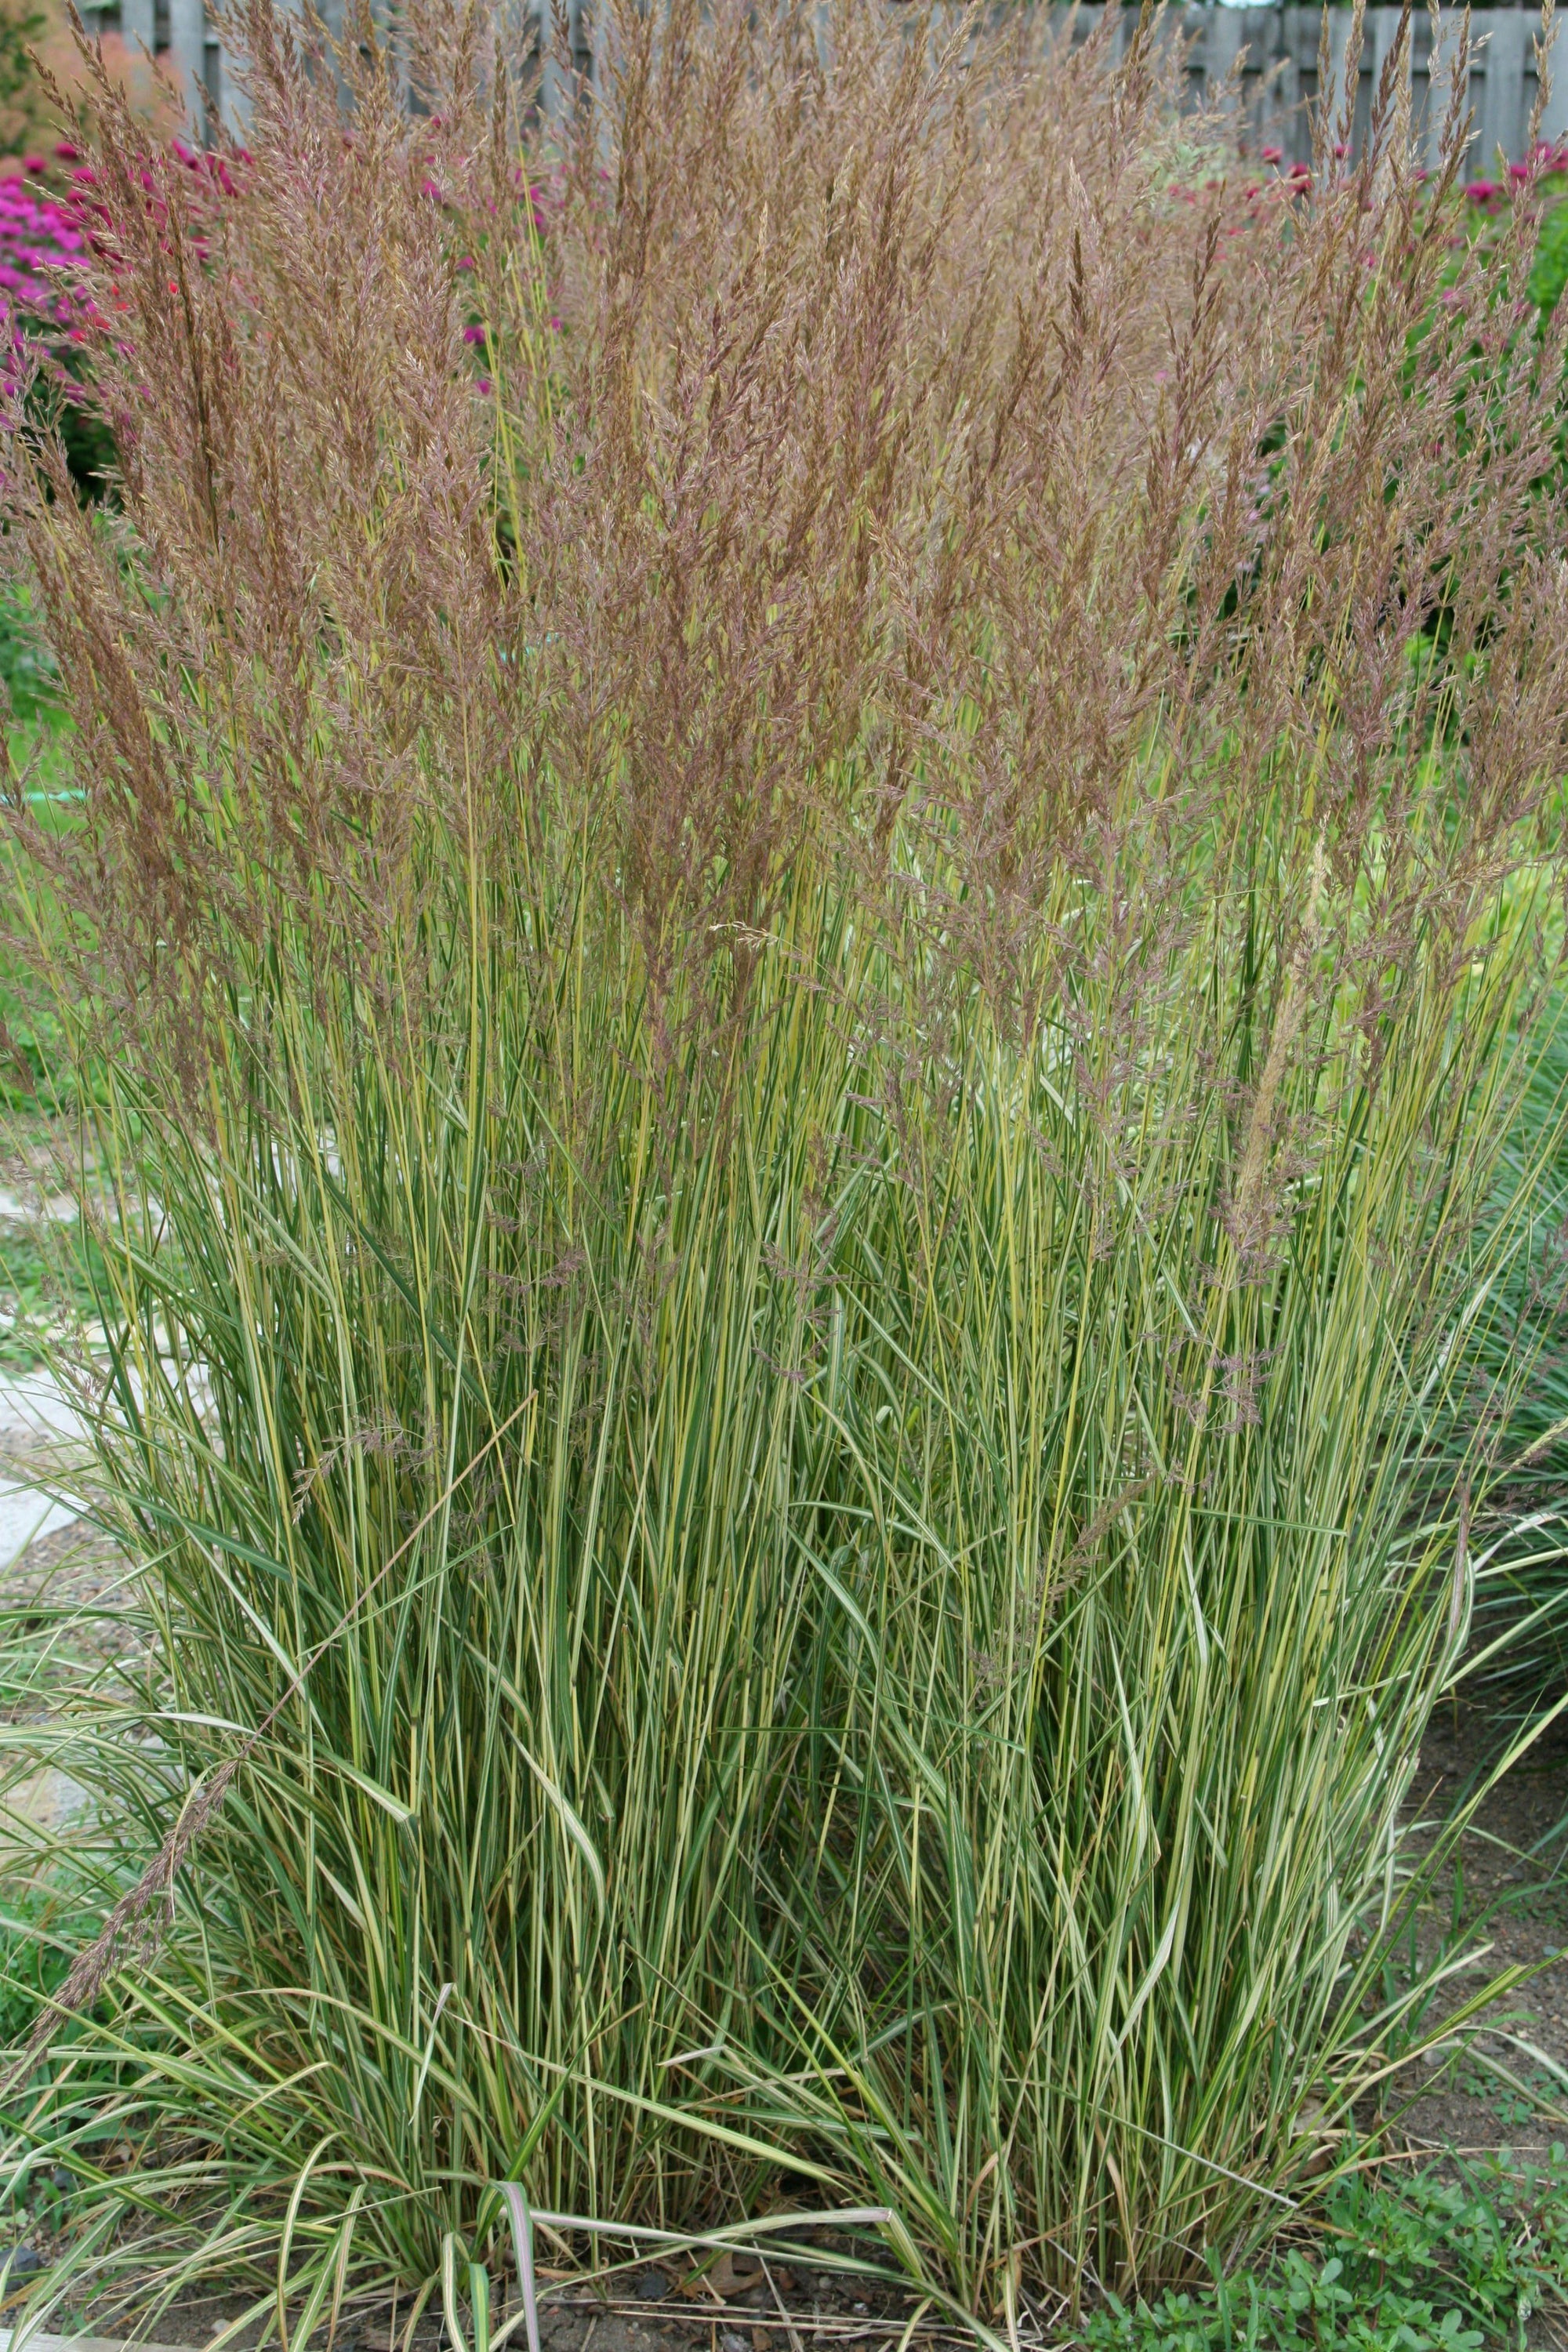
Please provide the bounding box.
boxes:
[463,322,486,343]
[0,176,89,341]
[1261,146,1282,165]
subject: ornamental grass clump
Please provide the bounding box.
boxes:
[3,0,1568,2328]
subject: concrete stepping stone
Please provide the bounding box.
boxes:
[0,1371,93,1450]
[0,1484,79,1571]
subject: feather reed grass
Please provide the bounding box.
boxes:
[2,0,1568,2328]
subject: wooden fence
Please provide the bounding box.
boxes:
[71,0,1568,172]
[1053,5,1568,171]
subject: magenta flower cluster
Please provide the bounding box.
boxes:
[1466,138,1568,205]
[0,147,89,339]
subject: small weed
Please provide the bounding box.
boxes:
[0,1874,85,2052]
[1451,2056,1564,2130]
[1086,2154,1568,2350]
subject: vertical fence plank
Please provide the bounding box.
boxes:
[1542,31,1568,147]
[167,0,209,141]
[1410,4,1440,169]
[116,0,156,69]
[1475,6,1533,169]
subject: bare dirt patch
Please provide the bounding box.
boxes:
[1393,1700,1568,2167]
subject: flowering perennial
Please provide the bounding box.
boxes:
[0,150,86,339]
